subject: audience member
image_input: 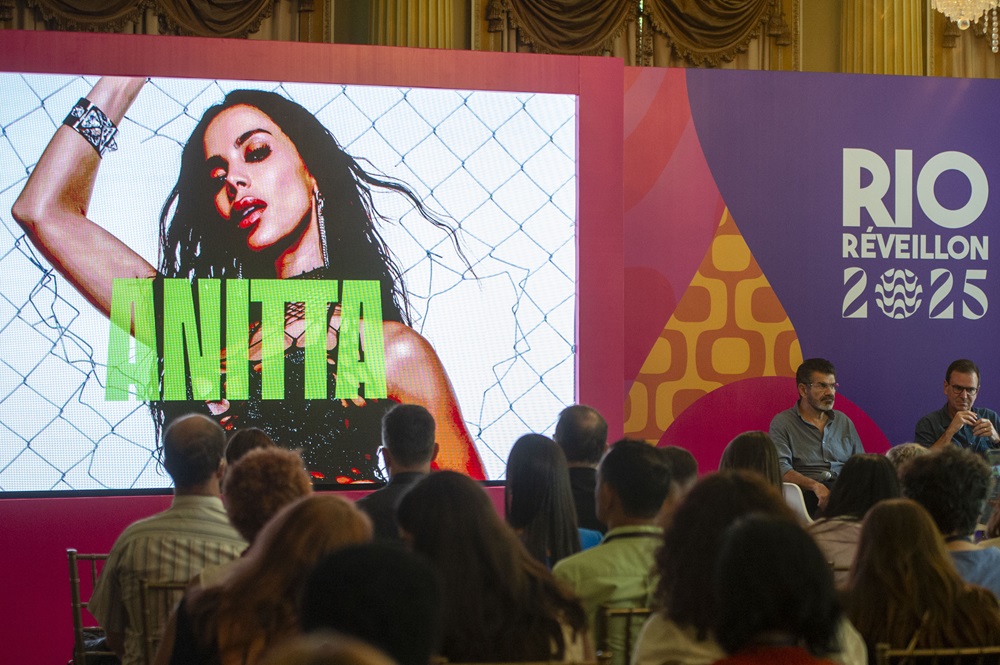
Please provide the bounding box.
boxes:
[883,442,928,477]
[396,471,590,662]
[90,414,246,665]
[505,433,592,566]
[713,516,840,665]
[258,632,396,665]
[845,499,1000,659]
[225,427,276,467]
[914,359,1000,454]
[661,446,698,493]
[808,453,900,588]
[553,440,672,663]
[300,543,443,665]
[718,431,782,490]
[656,446,698,528]
[356,403,438,543]
[901,447,1000,597]
[769,358,865,515]
[158,495,372,665]
[554,405,609,533]
[632,471,865,665]
[199,447,313,587]
[224,447,313,544]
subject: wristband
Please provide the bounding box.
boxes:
[63,98,118,157]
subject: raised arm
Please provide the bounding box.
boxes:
[383,322,486,479]
[11,76,157,317]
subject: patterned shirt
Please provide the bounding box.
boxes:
[89,495,246,665]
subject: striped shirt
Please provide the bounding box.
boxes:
[89,495,246,665]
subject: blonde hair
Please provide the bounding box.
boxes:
[884,443,928,475]
[189,495,373,664]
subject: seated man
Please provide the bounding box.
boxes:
[902,446,1000,598]
[89,414,246,665]
[554,404,609,533]
[357,403,438,544]
[915,359,1000,455]
[553,439,672,664]
[769,358,864,514]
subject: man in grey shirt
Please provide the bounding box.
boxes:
[769,358,864,514]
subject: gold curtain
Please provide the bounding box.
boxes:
[372,0,453,48]
[14,0,281,38]
[841,0,924,75]
[493,0,634,55]
[482,0,793,70]
[644,0,775,67]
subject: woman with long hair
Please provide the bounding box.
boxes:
[396,471,590,662]
[807,453,899,587]
[157,494,373,665]
[845,498,1000,658]
[633,471,866,665]
[505,433,590,567]
[12,76,484,482]
[717,431,782,490]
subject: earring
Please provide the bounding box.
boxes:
[316,190,329,268]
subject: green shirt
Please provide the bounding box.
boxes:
[553,524,663,665]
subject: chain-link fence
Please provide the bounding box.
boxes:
[0,74,577,490]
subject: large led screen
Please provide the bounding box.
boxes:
[0,73,577,491]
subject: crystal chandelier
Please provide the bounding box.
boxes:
[933,0,1000,52]
[932,0,997,30]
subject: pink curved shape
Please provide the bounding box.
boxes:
[658,376,891,473]
[623,68,726,386]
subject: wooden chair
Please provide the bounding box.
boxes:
[594,605,652,665]
[138,579,188,665]
[875,642,1000,665]
[67,548,115,665]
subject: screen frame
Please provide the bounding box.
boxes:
[0,30,624,496]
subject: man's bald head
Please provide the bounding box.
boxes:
[554,405,608,465]
[163,414,226,490]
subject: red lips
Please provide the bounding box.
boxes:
[232,197,266,229]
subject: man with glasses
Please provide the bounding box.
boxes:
[769,358,864,514]
[915,359,1000,455]
[357,403,438,543]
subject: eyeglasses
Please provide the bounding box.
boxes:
[949,384,979,396]
[807,382,839,392]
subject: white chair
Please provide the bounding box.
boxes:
[782,482,813,524]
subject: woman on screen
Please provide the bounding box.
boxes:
[12,76,484,482]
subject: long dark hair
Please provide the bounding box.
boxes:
[396,471,586,662]
[653,471,796,639]
[821,453,899,521]
[150,88,469,434]
[504,433,580,566]
[158,87,468,325]
[714,515,840,656]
